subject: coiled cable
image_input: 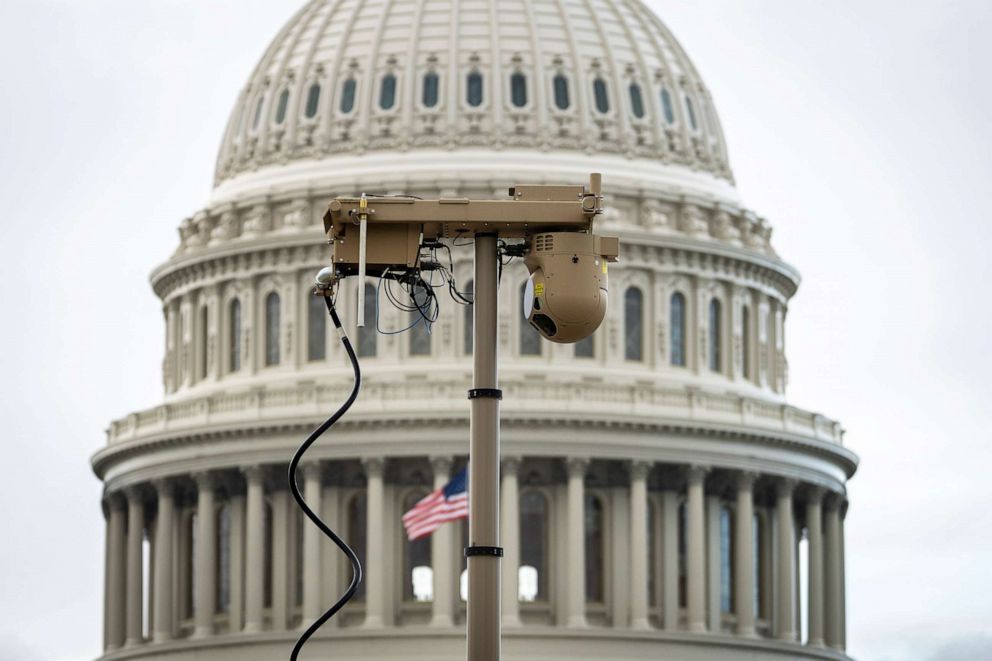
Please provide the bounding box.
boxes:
[288,295,363,660]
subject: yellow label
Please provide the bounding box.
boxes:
[534,282,545,297]
[602,261,608,274]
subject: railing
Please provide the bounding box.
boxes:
[106,377,844,447]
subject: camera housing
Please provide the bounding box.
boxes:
[522,232,620,343]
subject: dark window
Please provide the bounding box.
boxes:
[510,72,527,107]
[304,83,321,119]
[629,83,645,119]
[463,280,474,355]
[217,505,231,613]
[520,490,549,601]
[340,78,356,114]
[593,78,610,113]
[348,494,367,601]
[574,333,594,358]
[403,491,433,601]
[754,513,764,618]
[229,299,242,372]
[742,306,751,379]
[357,283,377,358]
[409,284,431,356]
[670,292,686,367]
[422,71,440,108]
[685,95,698,130]
[625,287,643,361]
[379,74,397,110]
[308,294,326,362]
[265,292,280,366]
[553,74,570,110]
[661,87,675,124]
[678,501,687,607]
[252,96,264,130]
[519,281,541,356]
[709,298,722,372]
[584,494,605,602]
[275,89,289,125]
[467,71,484,107]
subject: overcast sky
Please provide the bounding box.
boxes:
[0,1,990,660]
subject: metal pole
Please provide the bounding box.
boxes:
[466,233,501,661]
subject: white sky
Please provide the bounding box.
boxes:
[0,1,990,660]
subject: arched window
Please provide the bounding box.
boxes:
[379,73,397,110]
[304,83,321,119]
[584,493,605,602]
[708,298,722,372]
[670,292,686,367]
[741,305,751,379]
[216,505,231,614]
[308,294,326,362]
[629,83,645,119]
[265,292,280,366]
[340,78,356,114]
[520,490,549,602]
[357,283,377,358]
[348,494,367,601]
[593,78,610,113]
[466,71,484,107]
[720,506,735,614]
[625,287,643,361]
[574,332,594,358]
[403,491,434,602]
[408,283,431,356]
[685,95,698,130]
[199,305,208,380]
[519,281,541,356]
[229,299,242,372]
[553,73,570,110]
[510,72,527,107]
[463,280,474,355]
[252,96,264,130]
[422,71,440,108]
[660,87,675,124]
[275,89,289,125]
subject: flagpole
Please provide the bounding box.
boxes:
[466,232,501,661]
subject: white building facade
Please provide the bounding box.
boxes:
[92,1,857,659]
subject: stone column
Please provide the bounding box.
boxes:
[243,467,266,633]
[806,488,825,646]
[229,490,246,632]
[661,489,679,631]
[320,482,340,629]
[106,495,127,650]
[566,457,589,628]
[271,487,290,630]
[686,465,708,633]
[824,496,842,649]
[152,479,175,642]
[124,487,145,647]
[499,457,521,627]
[734,472,757,637]
[628,461,651,629]
[363,458,386,628]
[775,478,797,641]
[432,456,457,627]
[193,472,217,637]
[302,463,323,625]
[839,507,847,651]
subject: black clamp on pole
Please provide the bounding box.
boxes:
[467,388,503,400]
[464,546,504,558]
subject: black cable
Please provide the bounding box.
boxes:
[288,296,363,661]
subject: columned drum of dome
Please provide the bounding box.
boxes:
[93,2,857,660]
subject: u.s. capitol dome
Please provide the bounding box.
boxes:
[92,1,856,659]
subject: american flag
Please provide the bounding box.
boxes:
[402,467,468,541]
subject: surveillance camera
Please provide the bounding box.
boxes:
[522,232,620,343]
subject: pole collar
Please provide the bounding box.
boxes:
[468,388,503,400]
[464,546,504,558]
